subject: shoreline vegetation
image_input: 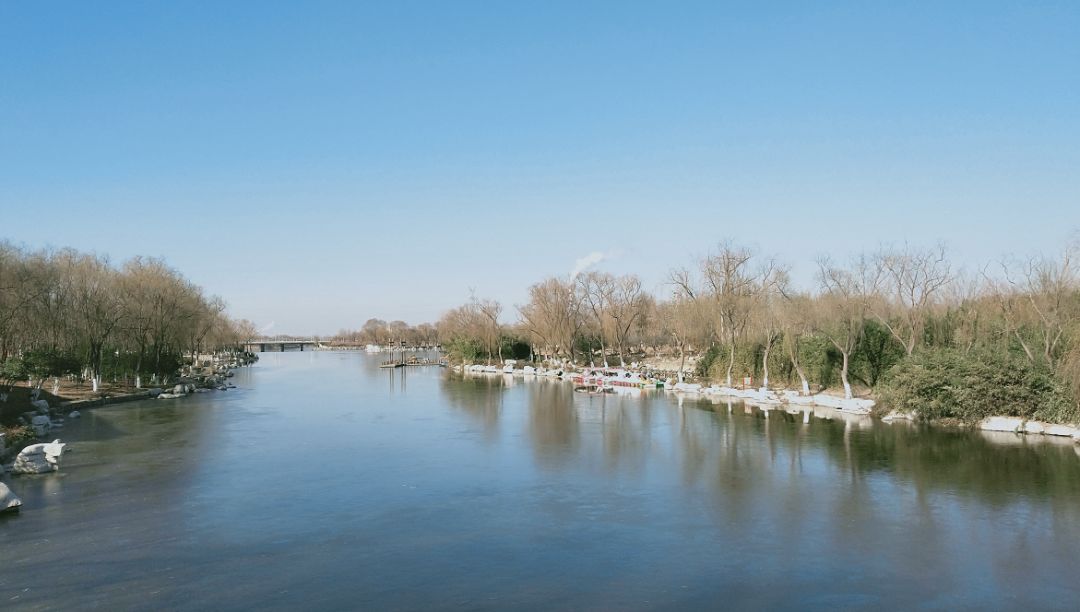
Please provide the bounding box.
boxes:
[0,243,259,459]
[336,238,1080,438]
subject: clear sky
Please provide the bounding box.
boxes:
[2,1,1078,335]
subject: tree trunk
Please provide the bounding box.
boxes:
[761,341,771,390]
[678,342,686,383]
[135,350,143,388]
[726,342,735,387]
[796,364,810,395]
[840,351,852,399]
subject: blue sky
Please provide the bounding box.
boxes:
[2,1,1078,334]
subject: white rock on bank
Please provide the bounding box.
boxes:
[11,439,67,475]
[1023,421,1047,435]
[1045,424,1080,438]
[980,416,1024,433]
[0,482,21,513]
[67,410,81,419]
[811,394,875,414]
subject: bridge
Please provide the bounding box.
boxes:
[242,338,441,353]
[243,338,321,352]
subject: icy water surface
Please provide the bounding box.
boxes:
[3,351,1080,610]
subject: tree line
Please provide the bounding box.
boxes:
[430,238,1080,423]
[0,242,257,396]
[332,318,439,348]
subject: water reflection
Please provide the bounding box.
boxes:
[3,355,1079,610]
[441,373,505,439]
[526,380,580,468]
[443,372,1080,511]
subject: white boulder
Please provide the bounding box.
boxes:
[1045,424,1080,438]
[1023,421,1047,435]
[11,439,67,474]
[1,482,21,513]
[980,417,1024,433]
[67,410,81,419]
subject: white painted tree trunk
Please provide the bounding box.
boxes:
[135,375,142,389]
[801,378,811,395]
[92,376,99,393]
[726,343,735,387]
[841,352,853,399]
[761,344,771,389]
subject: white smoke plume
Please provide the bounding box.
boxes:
[570,250,620,280]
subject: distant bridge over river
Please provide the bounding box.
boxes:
[243,338,440,353]
[243,338,322,352]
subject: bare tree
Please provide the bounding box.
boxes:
[816,255,873,399]
[656,294,708,382]
[871,244,952,356]
[471,294,503,363]
[946,270,987,355]
[996,243,1079,367]
[752,263,789,390]
[360,318,389,346]
[518,276,584,363]
[576,271,614,364]
[676,243,779,387]
[778,292,814,395]
[606,274,649,366]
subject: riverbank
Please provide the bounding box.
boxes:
[1,355,256,464]
[455,359,1080,445]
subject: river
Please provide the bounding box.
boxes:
[3,351,1080,610]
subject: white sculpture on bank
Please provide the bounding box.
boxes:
[12,439,68,475]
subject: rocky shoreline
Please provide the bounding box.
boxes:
[0,354,256,514]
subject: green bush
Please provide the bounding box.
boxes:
[0,356,28,382]
[499,336,532,361]
[880,348,1077,424]
[442,337,485,363]
[850,320,906,387]
[696,345,722,377]
[22,348,83,382]
[2,425,37,453]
